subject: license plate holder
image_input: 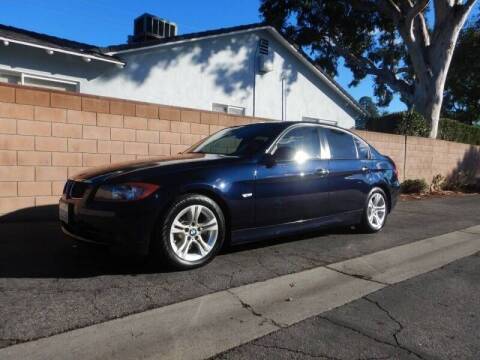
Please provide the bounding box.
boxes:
[59,202,70,224]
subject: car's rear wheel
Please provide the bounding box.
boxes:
[359,188,388,233]
[154,194,225,269]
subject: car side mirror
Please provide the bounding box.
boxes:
[273,146,296,161]
[261,153,277,168]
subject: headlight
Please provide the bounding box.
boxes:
[94,183,159,201]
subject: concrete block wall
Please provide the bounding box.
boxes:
[355,130,406,180]
[0,84,258,215]
[0,83,479,216]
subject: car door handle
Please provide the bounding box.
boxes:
[361,166,369,172]
[315,168,330,177]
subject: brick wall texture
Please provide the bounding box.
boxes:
[0,84,479,215]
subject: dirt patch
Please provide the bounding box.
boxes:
[400,191,479,201]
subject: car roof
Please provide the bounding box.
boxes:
[237,120,347,132]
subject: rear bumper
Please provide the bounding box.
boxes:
[390,181,401,211]
[59,196,162,256]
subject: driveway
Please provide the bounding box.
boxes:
[0,195,479,347]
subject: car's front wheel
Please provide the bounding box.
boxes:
[154,194,225,269]
[359,188,388,233]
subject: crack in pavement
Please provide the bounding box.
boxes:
[364,297,404,342]
[318,315,427,360]
[251,343,342,359]
[363,297,429,360]
[324,266,390,286]
[194,278,218,292]
[226,289,287,329]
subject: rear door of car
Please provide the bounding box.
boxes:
[322,127,371,214]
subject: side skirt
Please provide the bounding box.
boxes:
[231,210,362,245]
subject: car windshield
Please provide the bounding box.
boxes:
[189,125,282,157]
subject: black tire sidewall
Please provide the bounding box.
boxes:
[361,187,388,233]
[158,194,225,269]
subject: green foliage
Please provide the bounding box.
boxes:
[359,96,380,117]
[430,174,446,193]
[366,111,430,137]
[443,24,480,125]
[259,0,476,118]
[366,112,480,145]
[401,179,428,194]
[259,0,408,107]
[442,171,479,192]
[438,118,480,145]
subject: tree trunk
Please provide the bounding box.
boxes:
[418,2,477,138]
[413,80,445,138]
[388,1,478,139]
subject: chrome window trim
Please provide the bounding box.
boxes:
[265,123,371,161]
[320,125,372,161]
[266,123,320,155]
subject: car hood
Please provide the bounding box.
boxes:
[70,153,235,183]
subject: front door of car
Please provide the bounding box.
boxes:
[323,128,371,214]
[254,125,331,227]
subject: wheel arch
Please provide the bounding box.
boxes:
[178,187,231,239]
[372,183,392,213]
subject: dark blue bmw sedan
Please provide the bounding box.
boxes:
[59,121,400,269]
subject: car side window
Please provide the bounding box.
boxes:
[324,129,358,160]
[354,137,370,160]
[274,126,320,161]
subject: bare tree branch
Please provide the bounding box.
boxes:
[417,13,431,46]
[376,0,402,23]
[386,0,403,13]
[403,0,431,44]
[434,0,451,29]
[405,0,430,28]
[329,40,414,102]
[430,0,478,75]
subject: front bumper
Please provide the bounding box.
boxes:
[59,196,162,256]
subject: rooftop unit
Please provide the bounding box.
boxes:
[129,13,177,43]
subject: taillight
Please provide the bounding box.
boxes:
[391,159,399,179]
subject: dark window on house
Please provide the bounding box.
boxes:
[0,72,20,85]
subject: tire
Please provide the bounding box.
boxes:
[153,194,226,270]
[358,187,389,233]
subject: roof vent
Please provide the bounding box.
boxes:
[129,13,177,43]
[257,38,274,74]
[259,39,269,55]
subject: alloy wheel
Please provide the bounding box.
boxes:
[367,192,386,230]
[169,204,219,262]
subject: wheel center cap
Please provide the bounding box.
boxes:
[190,229,198,236]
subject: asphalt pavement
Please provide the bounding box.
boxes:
[214,252,480,360]
[0,195,479,348]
